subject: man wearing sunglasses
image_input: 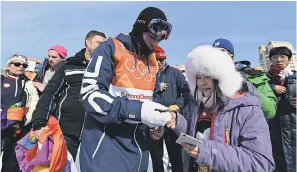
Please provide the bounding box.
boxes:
[76,7,180,172]
[213,38,277,120]
[149,45,189,172]
[33,45,67,93]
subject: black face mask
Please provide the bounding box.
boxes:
[130,29,154,56]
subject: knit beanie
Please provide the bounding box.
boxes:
[155,45,167,59]
[131,7,167,36]
[48,45,68,59]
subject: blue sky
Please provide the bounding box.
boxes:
[1,1,296,70]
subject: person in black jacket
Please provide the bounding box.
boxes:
[266,46,296,172]
[31,30,106,159]
[150,45,190,172]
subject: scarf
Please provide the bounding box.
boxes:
[201,92,214,109]
[269,65,293,85]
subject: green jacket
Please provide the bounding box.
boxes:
[243,70,277,119]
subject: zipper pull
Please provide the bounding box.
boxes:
[225,125,230,145]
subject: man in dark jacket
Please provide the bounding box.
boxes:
[150,45,190,172]
[267,46,296,172]
[31,30,106,159]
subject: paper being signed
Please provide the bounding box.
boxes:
[176,133,203,146]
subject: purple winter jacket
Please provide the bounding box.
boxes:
[172,82,275,172]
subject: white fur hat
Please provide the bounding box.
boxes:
[185,45,243,98]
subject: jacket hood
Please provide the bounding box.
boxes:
[115,33,135,53]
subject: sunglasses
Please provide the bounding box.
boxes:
[147,19,172,41]
[157,59,165,62]
[11,62,28,68]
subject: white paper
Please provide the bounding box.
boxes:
[175,133,203,146]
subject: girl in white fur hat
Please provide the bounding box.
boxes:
[168,45,275,172]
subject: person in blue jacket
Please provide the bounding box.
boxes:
[150,45,190,172]
[76,7,175,172]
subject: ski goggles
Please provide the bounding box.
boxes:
[147,19,172,40]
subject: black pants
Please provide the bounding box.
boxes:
[1,136,20,172]
[64,135,80,160]
[149,129,183,172]
[1,124,31,172]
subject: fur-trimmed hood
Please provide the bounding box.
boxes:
[185,45,243,99]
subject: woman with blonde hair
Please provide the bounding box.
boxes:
[1,54,39,171]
